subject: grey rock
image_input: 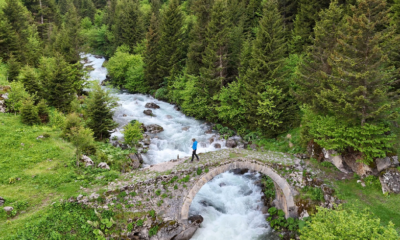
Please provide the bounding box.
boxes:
[376,156,399,172]
[0,197,4,206]
[3,206,13,212]
[77,194,83,201]
[214,143,221,149]
[250,144,257,150]
[182,126,190,131]
[81,155,94,167]
[36,135,44,140]
[188,215,203,224]
[89,193,99,200]
[145,102,160,109]
[146,124,164,134]
[128,153,144,166]
[322,149,352,173]
[98,162,110,170]
[173,225,199,240]
[380,168,400,194]
[226,139,237,148]
[143,109,153,116]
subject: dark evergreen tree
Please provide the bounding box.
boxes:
[242,0,263,36]
[156,0,185,87]
[7,55,21,82]
[86,84,118,140]
[18,65,43,98]
[295,1,344,106]
[0,12,19,62]
[278,0,298,30]
[20,98,40,125]
[291,0,331,53]
[144,13,161,89]
[114,0,143,52]
[92,0,107,8]
[239,0,288,131]
[40,54,80,112]
[73,0,96,20]
[37,99,49,123]
[199,0,231,95]
[186,0,214,75]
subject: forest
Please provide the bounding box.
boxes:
[1,0,400,239]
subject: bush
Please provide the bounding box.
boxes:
[20,98,40,125]
[49,109,66,129]
[123,121,143,147]
[302,108,395,164]
[6,81,30,113]
[37,99,49,123]
[62,113,83,139]
[300,206,399,239]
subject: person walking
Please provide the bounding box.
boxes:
[191,138,199,162]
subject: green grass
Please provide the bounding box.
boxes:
[256,128,305,154]
[335,179,400,233]
[0,114,117,238]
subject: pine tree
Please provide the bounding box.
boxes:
[239,0,287,131]
[22,0,59,39]
[156,0,185,87]
[18,65,43,98]
[86,84,118,140]
[278,0,298,30]
[199,0,231,95]
[114,0,143,52]
[73,0,96,20]
[186,0,214,75]
[40,54,80,112]
[290,0,331,53]
[295,1,344,106]
[20,98,40,125]
[243,0,263,35]
[144,13,161,89]
[7,55,21,82]
[37,99,49,123]
[321,0,399,126]
[0,12,19,61]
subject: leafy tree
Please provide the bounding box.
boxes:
[20,98,40,125]
[156,0,185,87]
[68,126,95,166]
[186,0,214,75]
[86,84,118,140]
[144,13,161,89]
[114,0,143,52]
[123,121,143,147]
[300,206,399,239]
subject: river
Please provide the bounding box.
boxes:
[83,54,276,240]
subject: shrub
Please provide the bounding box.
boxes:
[62,113,82,139]
[123,121,143,147]
[49,109,66,129]
[37,99,49,123]
[20,98,40,125]
[6,81,30,113]
[299,206,399,239]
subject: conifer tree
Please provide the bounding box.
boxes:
[0,12,19,61]
[199,0,231,95]
[20,98,40,125]
[291,0,331,53]
[156,0,185,87]
[37,99,49,123]
[321,0,399,126]
[278,0,298,30]
[73,0,96,20]
[295,1,344,106]
[186,0,214,75]
[18,65,43,98]
[144,13,161,89]
[114,0,143,52]
[22,0,59,39]
[239,0,287,131]
[243,0,263,35]
[40,54,80,112]
[7,55,21,82]
[86,84,118,140]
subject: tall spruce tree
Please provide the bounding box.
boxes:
[86,84,118,140]
[18,65,43,98]
[199,0,231,95]
[0,12,19,62]
[144,13,161,89]
[278,0,298,30]
[295,1,344,106]
[243,0,263,35]
[291,0,331,53]
[156,0,185,87]
[186,0,214,75]
[321,0,399,126]
[239,0,288,131]
[20,98,40,125]
[114,0,143,52]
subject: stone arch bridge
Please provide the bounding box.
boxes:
[81,149,304,240]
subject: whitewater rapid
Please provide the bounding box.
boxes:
[83,54,275,239]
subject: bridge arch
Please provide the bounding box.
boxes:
[180,160,297,220]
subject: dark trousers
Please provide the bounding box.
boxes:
[191,149,199,161]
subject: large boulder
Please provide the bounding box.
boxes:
[172,223,200,240]
[188,215,203,224]
[146,124,164,134]
[143,109,154,116]
[307,140,323,160]
[3,206,13,212]
[128,153,144,168]
[376,156,399,172]
[214,143,221,149]
[379,168,400,194]
[98,162,110,170]
[81,155,94,167]
[145,102,160,109]
[226,139,237,148]
[342,154,376,177]
[322,149,352,173]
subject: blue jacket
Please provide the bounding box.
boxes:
[192,141,198,150]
